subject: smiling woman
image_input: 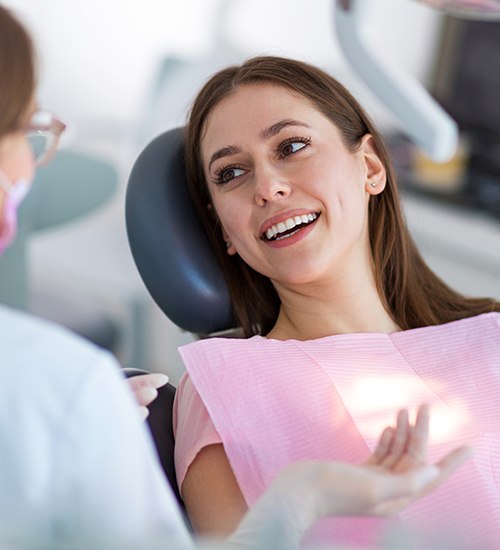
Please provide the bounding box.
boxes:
[173,55,500,548]
[185,57,499,338]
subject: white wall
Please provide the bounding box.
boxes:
[6,0,442,133]
[4,0,446,380]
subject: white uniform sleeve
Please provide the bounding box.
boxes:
[0,307,193,548]
[52,353,194,547]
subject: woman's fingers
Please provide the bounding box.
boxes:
[390,404,430,472]
[367,409,410,467]
[406,404,430,463]
[380,409,409,467]
[367,405,437,474]
[365,427,394,465]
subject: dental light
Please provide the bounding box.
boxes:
[334,0,500,162]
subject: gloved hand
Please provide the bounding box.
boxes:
[126,373,169,420]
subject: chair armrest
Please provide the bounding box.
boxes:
[122,368,185,511]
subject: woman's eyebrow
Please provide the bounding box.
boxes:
[259,119,311,140]
[207,119,311,171]
[208,145,241,172]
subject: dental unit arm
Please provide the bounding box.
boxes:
[334,0,500,162]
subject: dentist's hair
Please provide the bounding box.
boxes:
[0,5,36,140]
[185,55,499,337]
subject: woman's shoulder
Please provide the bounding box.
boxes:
[177,334,299,383]
[390,311,500,348]
[419,311,500,334]
[178,334,271,362]
[467,311,500,332]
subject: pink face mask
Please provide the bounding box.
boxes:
[0,170,32,255]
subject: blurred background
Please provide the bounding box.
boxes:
[1,0,499,382]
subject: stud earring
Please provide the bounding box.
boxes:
[226,241,232,249]
[370,182,377,188]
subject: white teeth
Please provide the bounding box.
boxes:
[264,212,318,240]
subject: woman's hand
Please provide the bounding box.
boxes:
[315,404,473,517]
[126,373,169,420]
[231,406,472,547]
[273,405,472,519]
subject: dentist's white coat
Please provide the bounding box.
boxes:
[0,304,192,548]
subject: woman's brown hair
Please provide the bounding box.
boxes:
[0,5,36,140]
[185,55,499,337]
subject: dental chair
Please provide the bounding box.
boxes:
[125,127,234,511]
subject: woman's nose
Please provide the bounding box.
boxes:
[253,166,291,206]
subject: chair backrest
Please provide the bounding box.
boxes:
[125,127,234,335]
[125,129,237,520]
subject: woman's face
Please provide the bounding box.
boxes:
[201,83,386,288]
[0,100,36,216]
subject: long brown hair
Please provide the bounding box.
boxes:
[0,5,36,139]
[185,55,499,337]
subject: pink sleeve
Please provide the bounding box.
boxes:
[173,373,222,495]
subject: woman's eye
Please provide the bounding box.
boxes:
[279,138,310,158]
[215,166,245,185]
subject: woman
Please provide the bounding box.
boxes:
[174,56,500,547]
[1,7,470,549]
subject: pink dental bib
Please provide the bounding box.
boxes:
[177,313,500,548]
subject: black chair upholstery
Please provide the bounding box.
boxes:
[122,368,184,511]
[126,127,234,335]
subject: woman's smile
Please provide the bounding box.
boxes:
[260,210,320,247]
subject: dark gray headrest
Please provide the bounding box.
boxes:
[126,127,234,334]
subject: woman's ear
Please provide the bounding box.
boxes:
[208,203,237,255]
[221,227,237,256]
[360,134,386,195]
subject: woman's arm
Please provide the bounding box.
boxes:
[182,443,248,536]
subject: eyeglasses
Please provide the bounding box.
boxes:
[24,110,66,166]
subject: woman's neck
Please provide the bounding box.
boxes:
[266,273,399,341]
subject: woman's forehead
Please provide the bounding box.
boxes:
[207,83,312,123]
[201,83,324,154]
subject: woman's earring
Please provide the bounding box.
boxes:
[225,240,236,256]
[370,182,377,188]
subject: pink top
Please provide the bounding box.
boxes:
[174,313,500,548]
